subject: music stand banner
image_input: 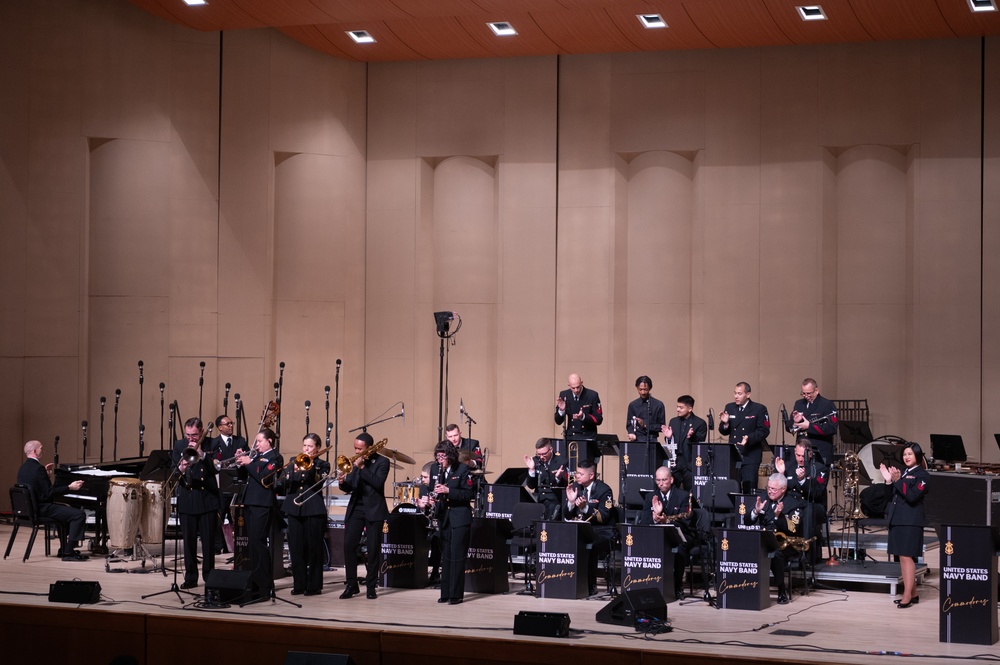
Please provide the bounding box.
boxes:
[536,520,591,599]
[380,513,430,588]
[715,528,771,611]
[620,524,679,601]
[938,524,999,645]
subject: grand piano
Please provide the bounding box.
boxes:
[55,456,160,554]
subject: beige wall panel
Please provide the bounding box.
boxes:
[414,61,504,158]
[23,357,81,460]
[170,40,222,204]
[611,70,705,152]
[502,57,556,161]
[558,56,613,208]
[367,64,417,158]
[80,2,171,143]
[212,357,267,426]
[984,38,1000,460]
[367,159,418,211]
[817,42,921,147]
[167,194,219,357]
[702,51,760,206]
[365,208,417,358]
[555,205,612,358]
[0,357,26,507]
[89,139,170,296]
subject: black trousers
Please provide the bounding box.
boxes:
[286,513,326,593]
[440,520,470,601]
[244,505,274,594]
[179,510,217,584]
[39,502,86,548]
[343,514,381,590]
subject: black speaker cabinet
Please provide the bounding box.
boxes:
[48,580,101,604]
[285,653,354,665]
[513,611,571,638]
[595,588,667,628]
[205,569,252,605]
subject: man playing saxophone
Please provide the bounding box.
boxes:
[639,465,705,599]
[744,473,807,605]
[337,432,389,600]
[564,459,615,596]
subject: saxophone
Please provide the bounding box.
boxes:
[656,493,692,524]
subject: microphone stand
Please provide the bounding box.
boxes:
[81,423,88,465]
[334,360,341,461]
[304,400,311,435]
[276,361,286,448]
[99,397,106,463]
[197,361,206,422]
[142,450,197,603]
[273,382,281,451]
[159,384,165,450]
[54,435,60,469]
[113,389,121,461]
[138,360,145,458]
[224,383,231,417]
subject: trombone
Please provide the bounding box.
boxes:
[164,422,214,496]
[294,438,389,506]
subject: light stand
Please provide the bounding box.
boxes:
[434,311,461,442]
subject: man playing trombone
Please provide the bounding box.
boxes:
[337,432,390,600]
[281,433,332,595]
[171,417,221,589]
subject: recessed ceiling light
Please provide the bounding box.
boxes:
[637,14,667,29]
[796,5,828,21]
[487,22,517,37]
[347,30,375,44]
[183,0,207,6]
[968,0,997,12]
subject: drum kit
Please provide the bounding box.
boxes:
[105,476,165,571]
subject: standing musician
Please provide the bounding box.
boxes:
[524,439,569,520]
[719,382,771,494]
[665,395,708,491]
[639,465,704,599]
[337,432,390,600]
[744,473,807,605]
[430,440,475,604]
[212,414,246,554]
[880,442,929,608]
[564,459,615,596]
[625,375,666,443]
[554,373,604,440]
[235,427,282,601]
[789,378,838,465]
[16,440,88,561]
[415,463,442,585]
[445,423,482,469]
[171,417,221,588]
[281,433,331,596]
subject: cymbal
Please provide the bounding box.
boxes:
[469,469,492,475]
[379,448,416,465]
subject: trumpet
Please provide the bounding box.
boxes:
[774,531,816,552]
[335,438,388,475]
[214,400,280,470]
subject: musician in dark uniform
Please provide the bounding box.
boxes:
[639,465,701,599]
[16,440,88,561]
[235,427,282,600]
[524,439,569,520]
[430,440,475,604]
[281,433,331,596]
[554,373,603,440]
[719,382,771,494]
[665,395,708,491]
[171,417,221,588]
[789,378,838,465]
[564,459,615,596]
[880,442,929,608]
[337,432,390,600]
[415,463,441,585]
[212,414,246,554]
[744,473,807,605]
[776,438,829,550]
[626,375,666,443]
[445,423,482,469]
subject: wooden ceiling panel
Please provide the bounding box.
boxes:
[308,0,413,22]
[682,0,795,48]
[934,0,1000,37]
[127,0,265,31]
[230,0,340,27]
[278,23,359,61]
[604,5,719,51]
[382,17,498,60]
[385,0,488,19]
[850,0,957,41]
[532,8,646,54]
[312,20,428,61]
[454,14,565,58]
[470,0,567,14]
[763,0,875,45]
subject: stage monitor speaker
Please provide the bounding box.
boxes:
[49,580,101,604]
[285,652,354,665]
[205,569,252,605]
[595,588,667,628]
[513,611,570,638]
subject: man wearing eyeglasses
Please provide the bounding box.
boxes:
[213,415,246,554]
[789,378,838,465]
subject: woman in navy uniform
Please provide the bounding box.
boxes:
[430,440,474,604]
[281,433,331,595]
[879,442,929,609]
[236,427,283,601]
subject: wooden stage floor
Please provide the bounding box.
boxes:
[0,523,989,665]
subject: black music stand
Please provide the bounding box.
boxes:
[142,470,198,603]
[838,421,873,446]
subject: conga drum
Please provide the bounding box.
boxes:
[139,479,165,545]
[106,477,142,549]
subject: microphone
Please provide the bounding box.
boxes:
[326,422,333,435]
[401,402,405,426]
[707,408,715,431]
[324,385,331,398]
[138,360,144,384]
[460,399,465,415]
[225,382,231,395]
[336,359,342,368]
[781,403,791,433]
[82,420,88,434]
[101,396,107,408]
[280,361,286,370]
[305,400,311,412]
[158,382,165,394]
[115,389,122,407]
[199,361,205,386]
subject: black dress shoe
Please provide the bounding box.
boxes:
[437,597,450,603]
[339,586,359,599]
[676,590,687,601]
[180,581,198,589]
[61,552,89,562]
[291,589,305,596]
[448,598,463,605]
[427,574,441,586]
[588,586,598,596]
[304,590,322,596]
[894,597,919,605]
[777,591,790,605]
[896,598,918,608]
[366,589,378,599]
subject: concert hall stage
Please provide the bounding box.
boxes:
[0,523,984,665]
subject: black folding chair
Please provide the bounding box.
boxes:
[5,484,67,562]
[507,502,546,594]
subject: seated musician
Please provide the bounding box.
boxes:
[639,465,701,599]
[564,459,615,596]
[524,439,568,520]
[776,438,829,558]
[415,462,441,586]
[16,440,88,561]
[743,473,808,605]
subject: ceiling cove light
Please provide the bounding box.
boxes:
[637,14,667,29]
[488,22,517,36]
[347,30,375,44]
[796,5,828,21]
[967,0,997,12]
[183,0,207,6]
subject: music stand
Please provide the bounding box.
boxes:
[930,434,967,463]
[839,421,874,446]
[140,450,172,481]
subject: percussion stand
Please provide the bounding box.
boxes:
[142,480,198,603]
